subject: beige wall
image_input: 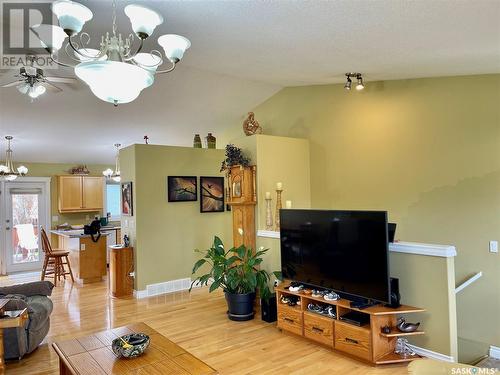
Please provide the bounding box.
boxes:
[223,74,500,361]
[18,162,112,227]
[120,144,232,291]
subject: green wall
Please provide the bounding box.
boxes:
[223,74,500,361]
[18,162,112,227]
[120,144,232,291]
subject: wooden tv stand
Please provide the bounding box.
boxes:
[275,284,426,365]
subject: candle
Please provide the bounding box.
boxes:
[276,182,283,190]
[265,191,271,199]
[285,200,292,209]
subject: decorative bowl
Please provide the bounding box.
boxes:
[111,333,150,358]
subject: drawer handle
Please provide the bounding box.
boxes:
[312,326,324,333]
[283,317,294,324]
[345,337,359,344]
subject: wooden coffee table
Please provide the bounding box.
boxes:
[0,299,29,372]
[52,322,217,374]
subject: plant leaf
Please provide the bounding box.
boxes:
[209,278,222,293]
[192,259,206,274]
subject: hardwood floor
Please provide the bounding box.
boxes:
[2,274,411,374]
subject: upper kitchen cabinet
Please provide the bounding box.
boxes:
[58,176,104,213]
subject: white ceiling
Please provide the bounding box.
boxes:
[1,0,499,164]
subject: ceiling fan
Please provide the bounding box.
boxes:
[0,56,77,100]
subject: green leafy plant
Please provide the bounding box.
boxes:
[190,236,281,300]
[220,144,251,172]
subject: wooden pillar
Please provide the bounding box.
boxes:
[227,165,257,251]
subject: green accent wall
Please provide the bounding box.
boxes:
[120,144,232,291]
[223,74,500,361]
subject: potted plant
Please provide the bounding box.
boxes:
[190,235,281,321]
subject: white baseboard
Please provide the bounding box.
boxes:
[407,344,455,363]
[134,277,193,299]
[490,345,500,359]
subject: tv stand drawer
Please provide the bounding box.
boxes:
[277,307,302,336]
[334,321,372,361]
[304,313,334,347]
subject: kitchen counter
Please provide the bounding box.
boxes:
[52,230,107,284]
[51,229,111,239]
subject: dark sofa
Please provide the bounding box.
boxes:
[0,281,54,360]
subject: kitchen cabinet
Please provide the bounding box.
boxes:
[58,176,104,213]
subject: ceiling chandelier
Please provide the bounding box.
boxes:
[0,136,28,181]
[344,73,365,91]
[31,0,191,106]
[103,143,121,182]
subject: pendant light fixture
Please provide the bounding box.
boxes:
[344,73,365,91]
[0,136,28,181]
[32,0,191,106]
[103,143,121,182]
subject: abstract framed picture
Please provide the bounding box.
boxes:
[200,176,225,213]
[167,176,197,202]
[121,182,133,216]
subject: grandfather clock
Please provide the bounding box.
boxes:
[226,165,257,251]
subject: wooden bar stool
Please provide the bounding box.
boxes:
[40,229,74,286]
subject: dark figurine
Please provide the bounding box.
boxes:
[396,317,420,332]
[381,325,391,334]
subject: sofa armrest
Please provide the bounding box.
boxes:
[1,296,29,312]
[0,281,54,297]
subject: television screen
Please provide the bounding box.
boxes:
[280,209,390,303]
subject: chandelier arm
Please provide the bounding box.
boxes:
[156,61,177,74]
[49,51,77,68]
[64,43,87,63]
[122,38,144,61]
[69,36,107,60]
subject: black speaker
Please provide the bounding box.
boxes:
[261,295,277,323]
[387,277,401,308]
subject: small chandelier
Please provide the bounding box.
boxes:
[103,144,121,182]
[31,0,191,106]
[0,136,28,181]
[344,73,365,91]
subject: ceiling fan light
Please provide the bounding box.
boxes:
[30,24,67,51]
[158,34,191,63]
[17,83,29,95]
[344,77,352,91]
[28,84,46,99]
[124,4,163,39]
[356,76,364,90]
[52,0,93,35]
[75,61,154,105]
[17,166,28,175]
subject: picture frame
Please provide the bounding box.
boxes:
[167,176,197,202]
[121,181,133,216]
[200,176,225,213]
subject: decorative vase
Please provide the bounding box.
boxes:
[206,133,216,149]
[193,134,202,148]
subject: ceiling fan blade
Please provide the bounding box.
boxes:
[1,79,23,88]
[43,81,63,92]
[45,76,78,84]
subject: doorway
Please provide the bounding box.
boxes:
[0,178,50,274]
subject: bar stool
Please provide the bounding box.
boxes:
[40,229,74,286]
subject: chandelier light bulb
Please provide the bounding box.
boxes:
[356,75,365,90]
[158,34,191,63]
[112,176,121,183]
[344,76,352,91]
[103,168,113,177]
[17,166,29,175]
[30,24,67,52]
[5,175,17,181]
[124,4,164,39]
[0,165,9,173]
[52,0,93,35]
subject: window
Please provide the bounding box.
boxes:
[105,183,121,221]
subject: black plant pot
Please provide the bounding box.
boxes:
[224,291,256,321]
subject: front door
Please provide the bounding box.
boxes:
[3,182,48,273]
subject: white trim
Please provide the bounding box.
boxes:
[134,277,193,299]
[407,343,455,363]
[490,345,500,360]
[257,230,280,239]
[390,242,457,258]
[256,230,457,258]
[455,271,482,294]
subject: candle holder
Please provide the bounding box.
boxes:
[265,197,273,230]
[275,189,283,231]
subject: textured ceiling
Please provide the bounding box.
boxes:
[0,0,499,163]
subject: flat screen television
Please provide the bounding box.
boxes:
[280,209,390,304]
